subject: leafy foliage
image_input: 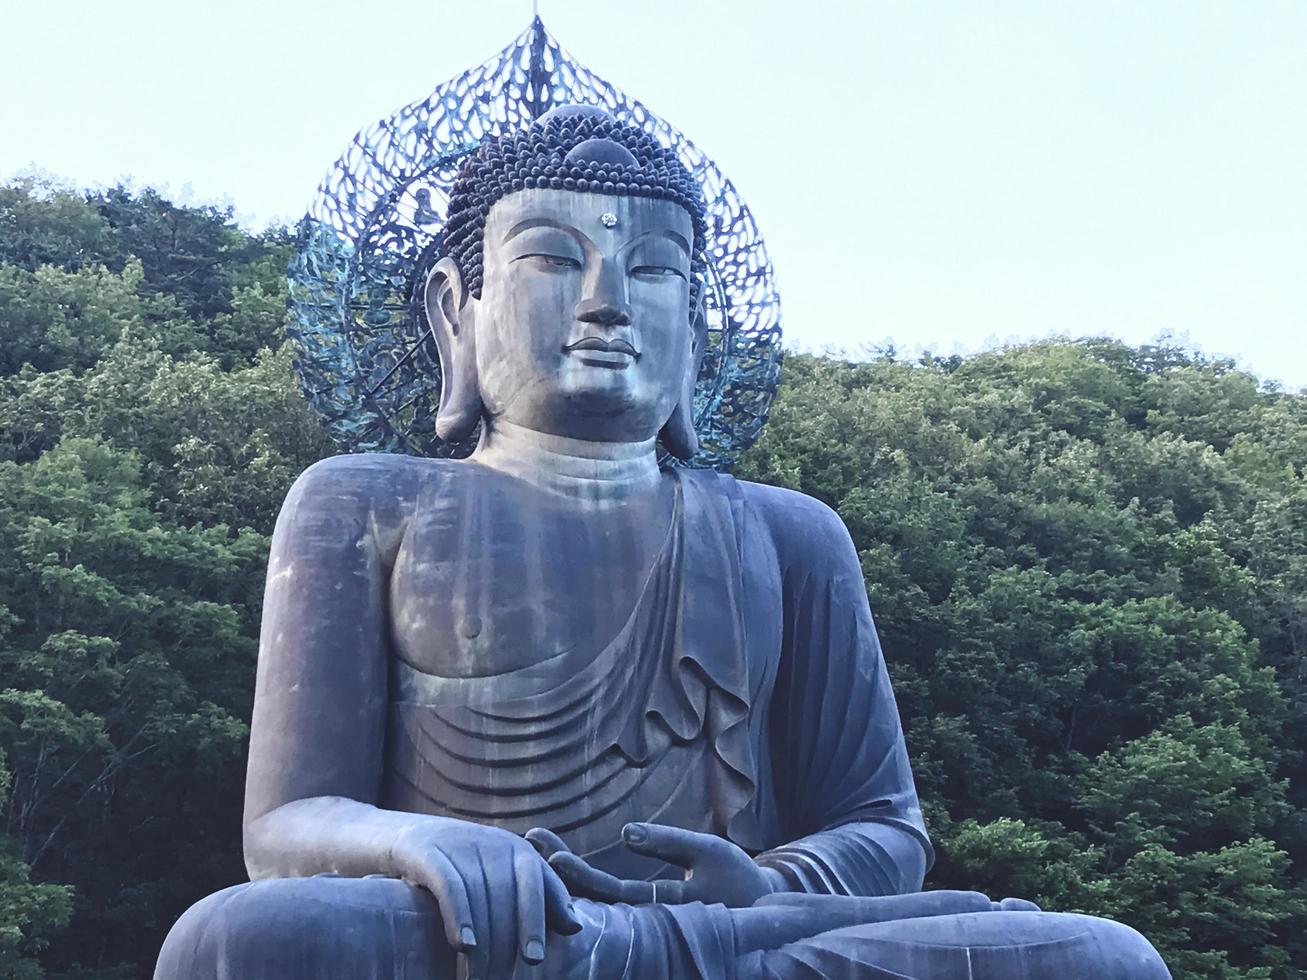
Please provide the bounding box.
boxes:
[1,177,1305,976]
[0,179,331,977]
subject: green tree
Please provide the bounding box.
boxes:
[0,180,329,975]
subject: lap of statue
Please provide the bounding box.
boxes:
[155,876,1169,980]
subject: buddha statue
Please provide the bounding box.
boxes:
[155,106,1170,979]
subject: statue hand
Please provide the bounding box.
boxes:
[393,818,582,976]
[526,823,775,909]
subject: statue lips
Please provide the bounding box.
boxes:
[563,336,640,369]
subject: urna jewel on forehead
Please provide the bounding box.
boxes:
[439,104,709,299]
[286,17,782,469]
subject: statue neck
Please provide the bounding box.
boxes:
[470,418,662,502]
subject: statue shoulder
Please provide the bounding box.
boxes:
[275,454,450,551]
[730,477,858,573]
[284,452,435,506]
[732,477,850,538]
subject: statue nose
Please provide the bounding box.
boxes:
[575,297,633,327]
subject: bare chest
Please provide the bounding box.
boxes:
[388,474,675,678]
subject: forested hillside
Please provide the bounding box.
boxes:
[1,179,1305,977]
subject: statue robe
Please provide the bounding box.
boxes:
[380,466,932,891]
[155,463,1169,979]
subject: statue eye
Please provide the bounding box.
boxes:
[516,253,582,270]
[630,265,685,280]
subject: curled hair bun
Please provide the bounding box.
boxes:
[441,105,707,297]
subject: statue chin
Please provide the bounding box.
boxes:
[480,371,678,450]
[552,370,654,433]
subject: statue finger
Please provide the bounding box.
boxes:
[512,849,548,964]
[541,858,583,935]
[418,848,479,952]
[647,878,688,903]
[997,897,1042,912]
[525,827,571,860]
[548,851,653,904]
[621,822,724,868]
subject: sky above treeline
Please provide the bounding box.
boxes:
[5,0,1305,389]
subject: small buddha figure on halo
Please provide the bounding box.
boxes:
[155,106,1169,980]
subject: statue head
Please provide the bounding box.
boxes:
[424,106,709,458]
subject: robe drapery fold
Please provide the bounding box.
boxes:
[382,470,760,880]
[381,469,931,888]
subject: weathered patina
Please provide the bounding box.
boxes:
[155,73,1169,980]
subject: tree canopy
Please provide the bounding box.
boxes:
[1,177,1305,977]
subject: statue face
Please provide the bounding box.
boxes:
[470,188,695,443]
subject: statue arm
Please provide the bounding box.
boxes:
[239,455,582,970]
[754,490,934,896]
[241,453,421,880]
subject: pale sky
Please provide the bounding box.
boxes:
[4,0,1305,389]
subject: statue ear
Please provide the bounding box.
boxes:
[424,256,482,442]
[659,289,708,461]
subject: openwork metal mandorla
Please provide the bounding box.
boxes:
[288,18,782,469]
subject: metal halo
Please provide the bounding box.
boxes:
[287,18,782,469]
